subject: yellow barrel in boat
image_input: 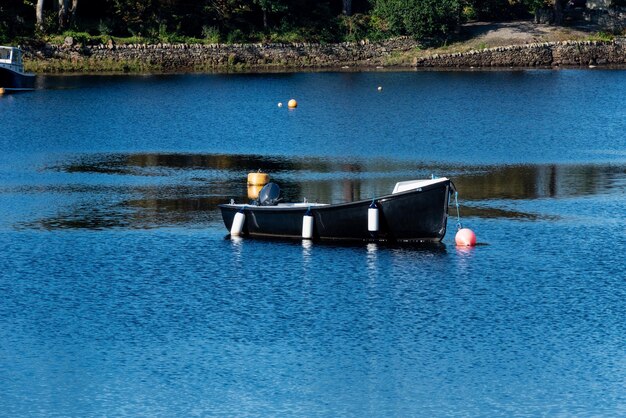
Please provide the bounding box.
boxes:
[247,172,269,200]
[247,172,269,186]
[247,184,264,200]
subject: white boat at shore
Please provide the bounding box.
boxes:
[0,46,35,93]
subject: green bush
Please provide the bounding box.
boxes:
[63,31,90,44]
[47,31,111,45]
[98,19,113,36]
[226,29,246,44]
[202,26,221,43]
[462,5,477,21]
[372,0,462,40]
[521,0,551,14]
[0,22,8,44]
[338,14,372,42]
[38,11,59,36]
[590,31,616,41]
[267,27,303,43]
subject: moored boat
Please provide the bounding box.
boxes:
[0,46,35,93]
[219,177,454,243]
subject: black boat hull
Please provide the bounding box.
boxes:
[219,180,452,243]
[0,67,35,91]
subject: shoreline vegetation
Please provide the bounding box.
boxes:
[2,1,625,73]
[22,25,626,73]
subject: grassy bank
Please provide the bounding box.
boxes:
[22,22,622,73]
[385,22,619,65]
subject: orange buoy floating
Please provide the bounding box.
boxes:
[288,99,298,108]
[455,228,477,247]
[0,88,5,95]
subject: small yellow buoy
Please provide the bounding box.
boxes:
[0,88,5,95]
[288,99,298,108]
[278,102,283,107]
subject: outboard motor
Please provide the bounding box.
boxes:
[258,182,281,206]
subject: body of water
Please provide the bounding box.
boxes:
[0,70,624,416]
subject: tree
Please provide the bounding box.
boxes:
[70,0,78,27]
[253,0,287,30]
[58,0,69,29]
[552,0,564,25]
[36,0,44,31]
[372,0,462,40]
[202,0,252,33]
[111,0,157,36]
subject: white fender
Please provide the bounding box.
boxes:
[230,211,246,236]
[302,210,314,239]
[368,202,379,232]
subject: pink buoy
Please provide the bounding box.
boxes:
[455,228,476,247]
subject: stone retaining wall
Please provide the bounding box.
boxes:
[414,38,626,68]
[26,37,419,70]
[24,37,626,71]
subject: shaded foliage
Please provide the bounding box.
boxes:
[468,0,533,20]
[0,0,600,44]
[0,1,34,42]
[371,0,462,40]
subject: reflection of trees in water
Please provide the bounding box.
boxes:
[62,153,330,174]
[342,163,362,203]
[27,195,227,231]
[282,163,364,204]
[453,165,621,200]
[40,152,624,230]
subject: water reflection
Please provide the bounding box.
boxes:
[366,243,378,279]
[21,195,226,231]
[453,164,625,200]
[460,206,560,221]
[53,153,625,201]
[10,153,626,231]
[454,244,477,277]
[302,240,313,268]
[230,235,244,266]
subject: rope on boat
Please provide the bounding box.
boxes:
[454,191,463,230]
[449,180,477,246]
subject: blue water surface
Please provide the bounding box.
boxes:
[0,70,624,417]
